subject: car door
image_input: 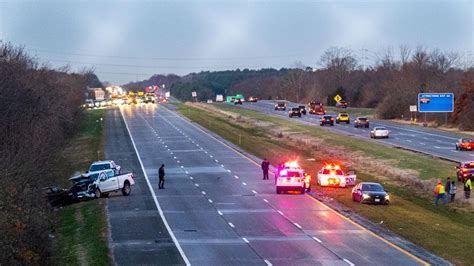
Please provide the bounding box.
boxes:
[99,170,116,192]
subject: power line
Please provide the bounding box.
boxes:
[28,48,307,62]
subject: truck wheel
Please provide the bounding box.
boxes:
[122,182,131,196]
[276,187,281,194]
[94,188,101,198]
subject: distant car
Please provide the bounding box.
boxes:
[289,107,302,118]
[336,100,348,108]
[298,105,307,115]
[207,99,213,103]
[144,93,156,103]
[336,112,350,124]
[456,138,474,151]
[320,115,334,126]
[83,99,95,109]
[352,182,390,204]
[456,161,474,182]
[354,117,370,128]
[274,101,287,111]
[234,99,243,105]
[248,96,258,102]
[370,127,389,139]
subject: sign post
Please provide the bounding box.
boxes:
[191,91,197,102]
[409,105,417,122]
[417,93,454,127]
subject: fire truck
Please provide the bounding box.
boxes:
[275,161,311,194]
[317,163,356,187]
[308,101,326,115]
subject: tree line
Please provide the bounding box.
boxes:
[0,41,97,263]
[164,46,473,130]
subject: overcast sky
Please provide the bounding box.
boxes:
[0,0,472,84]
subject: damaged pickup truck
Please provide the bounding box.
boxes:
[46,169,136,206]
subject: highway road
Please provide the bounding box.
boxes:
[235,100,473,163]
[117,103,429,265]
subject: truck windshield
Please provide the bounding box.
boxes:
[90,164,110,172]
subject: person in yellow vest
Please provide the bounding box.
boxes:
[464,178,472,199]
[434,180,446,205]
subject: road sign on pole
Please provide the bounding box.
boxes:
[409,105,417,112]
[334,94,342,103]
[192,91,197,97]
[417,93,454,112]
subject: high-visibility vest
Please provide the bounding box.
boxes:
[436,184,445,195]
[467,179,472,191]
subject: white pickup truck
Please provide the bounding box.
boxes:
[317,164,356,187]
[89,160,121,175]
[70,169,135,199]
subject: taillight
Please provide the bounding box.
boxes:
[330,118,334,121]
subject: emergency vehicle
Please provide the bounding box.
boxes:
[317,163,356,187]
[275,161,311,194]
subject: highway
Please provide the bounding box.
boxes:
[116,103,428,265]
[235,100,473,163]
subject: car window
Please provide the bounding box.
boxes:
[106,170,114,178]
[358,118,367,121]
[463,138,473,142]
[90,163,110,171]
[292,108,300,111]
[362,184,384,191]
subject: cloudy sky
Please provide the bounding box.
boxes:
[0,0,472,84]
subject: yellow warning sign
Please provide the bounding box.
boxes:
[334,94,342,103]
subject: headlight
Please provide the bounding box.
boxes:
[362,194,370,199]
[385,195,390,200]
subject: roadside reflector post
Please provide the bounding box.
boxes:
[239,134,241,145]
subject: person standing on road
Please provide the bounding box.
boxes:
[449,181,456,203]
[444,178,451,204]
[464,178,472,199]
[261,159,270,180]
[159,164,165,189]
[434,180,446,205]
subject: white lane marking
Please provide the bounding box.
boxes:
[228,222,235,228]
[201,191,206,195]
[189,176,194,180]
[195,183,199,187]
[180,166,184,168]
[242,182,247,186]
[177,160,181,163]
[120,109,190,265]
[234,175,239,179]
[294,223,302,229]
[227,169,231,172]
[165,145,168,147]
[170,152,174,154]
[208,199,213,203]
[312,236,322,243]
[221,164,225,167]
[215,159,219,163]
[419,142,425,145]
[173,156,177,159]
[469,154,474,157]
[218,211,223,216]
[434,146,441,149]
[242,237,250,243]
[263,199,269,203]
[209,155,214,158]
[264,259,272,266]
[277,210,284,216]
[252,190,258,194]
[451,150,459,153]
[185,171,189,174]
[343,258,355,266]
[406,140,412,143]
[204,151,208,154]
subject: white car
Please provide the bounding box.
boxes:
[89,160,121,175]
[370,127,390,139]
[275,161,311,194]
[317,164,356,187]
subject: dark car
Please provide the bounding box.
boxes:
[298,105,307,115]
[354,117,370,128]
[352,182,390,204]
[320,115,334,126]
[456,138,474,151]
[289,107,302,118]
[456,161,474,182]
[274,101,287,111]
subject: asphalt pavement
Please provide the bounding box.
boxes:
[116,103,430,265]
[105,108,186,265]
[235,100,474,163]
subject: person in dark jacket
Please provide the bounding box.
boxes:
[261,159,270,180]
[159,164,165,189]
[444,177,451,204]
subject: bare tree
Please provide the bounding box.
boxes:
[399,45,411,66]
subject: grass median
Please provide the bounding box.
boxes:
[177,103,473,265]
[52,109,111,265]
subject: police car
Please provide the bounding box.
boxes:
[275,161,311,194]
[317,163,356,187]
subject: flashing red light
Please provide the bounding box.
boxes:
[463,168,468,173]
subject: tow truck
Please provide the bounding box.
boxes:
[317,163,356,187]
[275,160,311,194]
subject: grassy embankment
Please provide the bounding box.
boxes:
[53,109,110,265]
[177,103,473,266]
